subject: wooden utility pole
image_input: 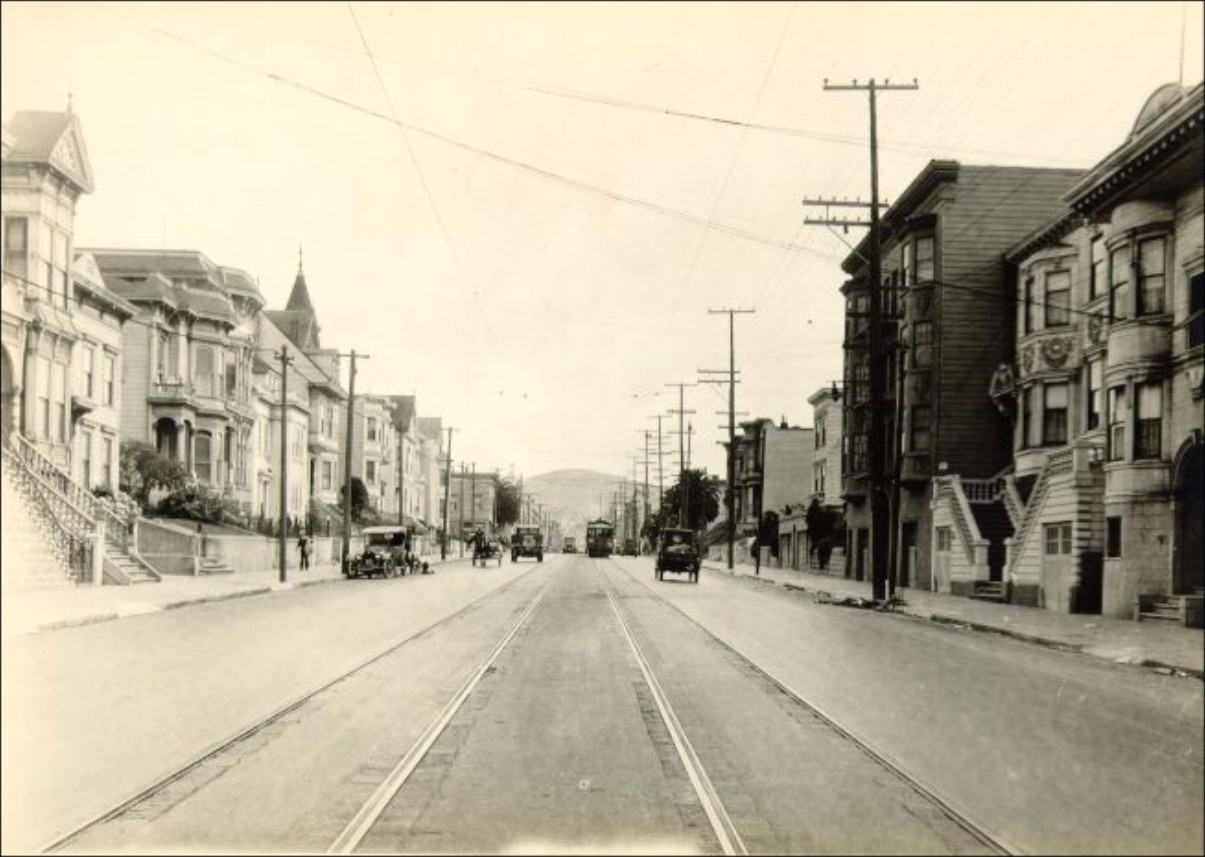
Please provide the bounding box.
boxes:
[665,382,696,529]
[804,77,917,601]
[277,345,293,583]
[458,463,466,557]
[341,350,367,574]
[702,308,754,569]
[440,426,454,560]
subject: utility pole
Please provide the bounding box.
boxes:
[470,462,477,531]
[665,382,696,529]
[276,345,293,583]
[441,426,454,560]
[459,463,466,557]
[702,308,754,570]
[341,350,368,574]
[647,414,669,513]
[804,76,917,601]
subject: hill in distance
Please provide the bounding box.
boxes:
[523,469,628,540]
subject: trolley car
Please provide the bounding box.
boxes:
[585,519,615,558]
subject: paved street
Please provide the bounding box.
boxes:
[4,555,1200,855]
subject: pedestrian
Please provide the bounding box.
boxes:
[298,532,311,570]
[752,536,761,576]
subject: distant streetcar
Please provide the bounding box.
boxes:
[585,519,615,558]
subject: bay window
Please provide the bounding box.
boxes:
[1109,246,1130,321]
[1107,387,1126,461]
[1042,382,1068,446]
[1134,382,1162,459]
[1136,237,1166,316]
[1044,270,1071,327]
[1085,360,1102,431]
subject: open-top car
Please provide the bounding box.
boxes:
[655,527,700,583]
[347,525,410,579]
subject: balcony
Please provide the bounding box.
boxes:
[899,451,932,484]
[148,377,194,406]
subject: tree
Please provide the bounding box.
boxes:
[644,469,720,543]
[119,440,187,508]
[340,476,371,522]
[805,496,844,570]
[494,477,521,527]
[759,510,780,559]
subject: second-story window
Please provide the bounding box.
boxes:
[1023,275,1036,334]
[81,344,95,399]
[1108,386,1126,461]
[366,460,377,485]
[1136,237,1166,316]
[1044,270,1071,327]
[1135,382,1162,459]
[3,217,29,280]
[1109,246,1130,322]
[195,346,215,397]
[1042,382,1068,446]
[52,361,66,443]
[195,432,212,485]
[367,417,378,443]
[910,405,931,452]
[915,236,935,283]
[912,321,933,368]
[1085,359,1102,431]
[1190,272,1204,349]
[102,354,115,406]
[1089,235,1106,300]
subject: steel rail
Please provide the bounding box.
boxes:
[38,564,547,855]
[592,560,748,856]
[327,578,550,853]
[603,556,1019,856]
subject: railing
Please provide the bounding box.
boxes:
[1005,448,1074,579]
[961,477,1006,503]
[3,434,96,583]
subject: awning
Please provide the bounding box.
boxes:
[401,514,429,535]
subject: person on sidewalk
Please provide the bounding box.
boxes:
[297,532,311,570]
[752,536,761,576]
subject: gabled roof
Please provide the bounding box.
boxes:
[264,309,321,351]
[72,251,138,319]
[5,110,95,193]
[255,314,332,389]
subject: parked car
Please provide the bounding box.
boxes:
[347,525,410,579]
[621,538,639,557]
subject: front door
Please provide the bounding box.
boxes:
[900,521,917,588]
[1175,443,1204,593]
[1043,522,1073,612]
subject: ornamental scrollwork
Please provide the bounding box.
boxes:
[1040,336,1074,369]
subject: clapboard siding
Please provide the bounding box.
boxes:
[120,311,153,442]
[934,166,1084,476]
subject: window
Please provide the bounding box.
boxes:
[195,432,212,485]
[366,460,377,485]
[367,417,378,443]
[1135,382,1161,459]
[915,236,935,283]
[910,406,931,452]
[52,362,66,443]
[1085,360,1102,431]
[1106,517,1121,558]
[1044,270,1071,327]
[1020,385,1038,449]
[1136,237,1166,316]
[36,357,50,439]
[81,344,95,399]
[102,354,115,406]
[226,358,238,399]
[1023,276,1036,334]
[157,332,169,379]
[936,526,952,552]
[80,429,93,489]
[851,433,868,474]
[1109,246,1130,321]
[1089,236,1106,300]
[902,242,913,285]
[1044,523,1072,556]
[815,414,826,448]
[1190,272,1204,349]
[814,461,826,496]
[195,346,215,397]
[912,321,933,368]
[51,229,69,308]
[1042,383,1068,446]
[322,460,333,491]
[100,438,113,490]
[1108,386,1126,461]
[3,217,29,280]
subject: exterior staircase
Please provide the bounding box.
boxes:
[970,580,1007,603]
[2,432,160,587]
[970,501,1014,583]
[1137,592,1205,628]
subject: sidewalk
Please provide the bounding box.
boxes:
[1,556,469,639]
[704,560,1205,680]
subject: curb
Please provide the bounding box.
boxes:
[923,613,1085,654]
[161,587,273,610]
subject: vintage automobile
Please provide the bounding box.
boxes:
[654,527,700,583]
[511,525,544,562]
[621,538,640,557]
[563,536,578,554]
[347,525,410,579]
[470,530,504,567]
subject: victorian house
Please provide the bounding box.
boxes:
[264,263,347,528]
[1000,83,1203,621]
[352,393,399,521]
[88,249,262,515]
[841,160,1084,593]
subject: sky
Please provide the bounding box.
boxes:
[3,1,1203,483]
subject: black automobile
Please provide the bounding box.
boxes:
[655,528,700,583]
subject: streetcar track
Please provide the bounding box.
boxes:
[591,559,747,857]
[39,564,548,855]
[600,556,1020,856]
[328,579,550,854]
